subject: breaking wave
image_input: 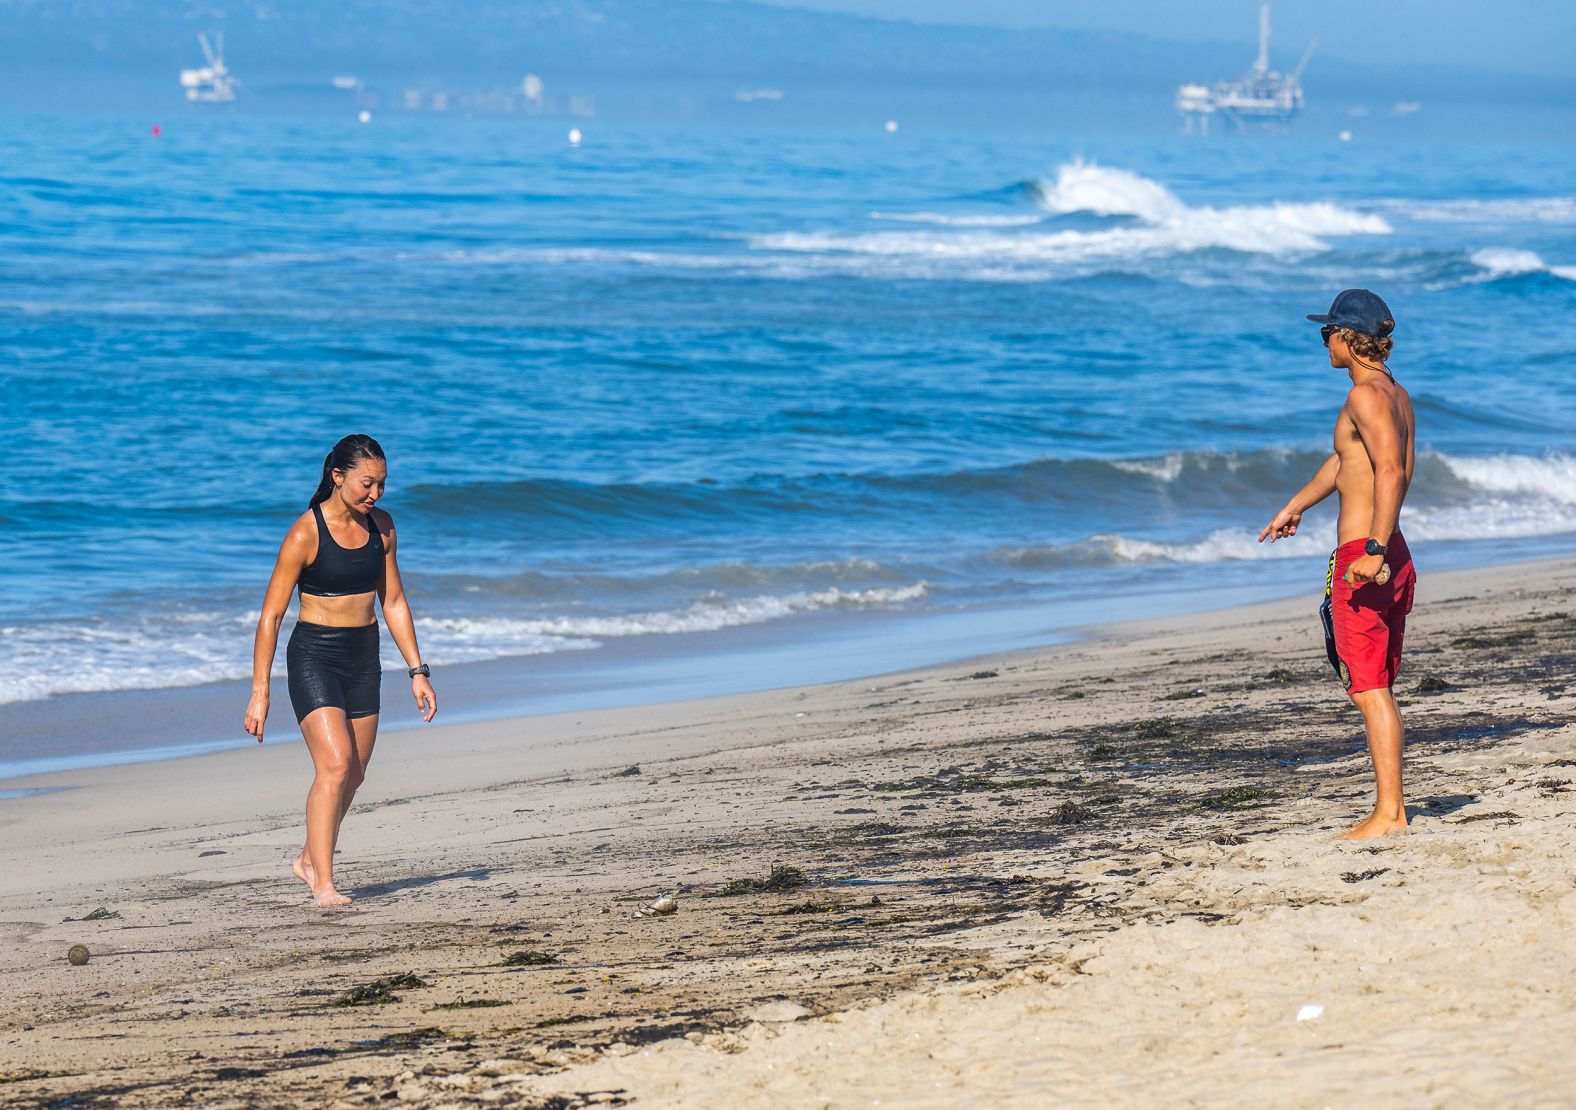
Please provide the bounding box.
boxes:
[5,447,1570,706]
[1392,196,1576,224]
[750,160,1391,273]
[995,451,1576,570]
[418,583,929,656]
[1468,248,1576,283]
[0,584,931,705]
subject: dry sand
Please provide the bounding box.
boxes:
[1,557,1573,1107]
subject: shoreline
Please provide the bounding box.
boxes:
[6,540,1572,785]
[2,555,1573,1105]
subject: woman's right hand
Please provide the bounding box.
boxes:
[244,693,269,743]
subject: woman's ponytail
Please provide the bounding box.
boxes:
[308,435,386,508]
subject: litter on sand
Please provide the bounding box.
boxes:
[634,892,678,918]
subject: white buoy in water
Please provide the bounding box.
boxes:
[568,127,583,146]
[358,109,372,124]
[1338,129,1352,142]
[884,119,898,133]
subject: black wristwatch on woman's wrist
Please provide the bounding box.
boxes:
[408,663,430,679]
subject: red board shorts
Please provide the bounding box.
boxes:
[1322,533,1417,694]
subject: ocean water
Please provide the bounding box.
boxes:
[1,115,1574,730]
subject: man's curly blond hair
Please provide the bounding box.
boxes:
[1338,325,1394,364]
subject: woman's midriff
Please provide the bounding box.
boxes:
[298,591,378,628]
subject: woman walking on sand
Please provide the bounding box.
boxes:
[244,434,437,906]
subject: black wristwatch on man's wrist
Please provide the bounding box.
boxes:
[408,663,430,679]
[1364,539,1388,557]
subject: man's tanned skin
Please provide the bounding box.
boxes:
[1259,330,1415,838]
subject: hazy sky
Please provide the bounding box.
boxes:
[741,0,1576,78]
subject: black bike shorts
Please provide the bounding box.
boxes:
[286,621,381,723]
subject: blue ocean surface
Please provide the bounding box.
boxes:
[1,115,1573,763]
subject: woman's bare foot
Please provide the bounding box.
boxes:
[292,850,316,888]
[1338,808,1408,839]
[312,886,352,907]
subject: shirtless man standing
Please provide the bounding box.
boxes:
[1259,289,1417,839]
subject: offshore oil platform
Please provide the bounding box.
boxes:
[179,32,237,104]
[1177,6,1315,133]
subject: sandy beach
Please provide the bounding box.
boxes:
[3,556,1574,1107]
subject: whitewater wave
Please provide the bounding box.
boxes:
[192,172,1576,292]
[1468,248,1576,283]
[1110,454,1188,482]
[0,614,290,707]
[868,211,1044,227]
[398,448,1573,538]
[997,451,1576,570]
[749,161,1390,275]
[0,584,930,706]
[428,558,927,602]
[419,583,928,648]
[6,450,1570,706]
[1391,196,1576,225]
[1024,160,1393,250]
[1435,452,1576,504]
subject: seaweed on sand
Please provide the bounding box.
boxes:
[1048,801,1090,826]
[715,865,809,897]
[329,973,430,1007]
[536,1014,595,1029]
[433,997,509,1010]
[780,901,835,915]
[1196,786,1276,812]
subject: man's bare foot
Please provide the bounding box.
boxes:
[1338,809,1408,840]
[292,850,315,888]
[312,886,352,907]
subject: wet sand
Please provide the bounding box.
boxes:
[2,556,1573,1107]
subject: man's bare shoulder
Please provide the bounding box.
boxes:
[1345,378,1404,413]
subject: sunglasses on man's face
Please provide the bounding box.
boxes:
[1320,324,1338,347]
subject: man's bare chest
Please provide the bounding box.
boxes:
[1332,407,1364,456]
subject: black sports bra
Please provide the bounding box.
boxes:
[299,502,384,597]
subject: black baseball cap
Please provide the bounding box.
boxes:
[1306,288,1394,337]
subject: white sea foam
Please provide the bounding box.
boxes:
[1103,500,1576,566]
[1402,501,1576,543]
[1031,160,1391,242]
[418,583,928,643]
[1006,452,1576,569]
[1111,454,1186,482]
[750,160,1390,272]
[218,165,1391,286]
[1102,528,1330,564]
[430,246,752,270]
[1436,452,1576,504]
[1468,248,1576,282]
[868,211,1044,227]
[0,584,930,706]
[0,617,260,706]
[1029,160,1186,223]
[1395,197,1576,224]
